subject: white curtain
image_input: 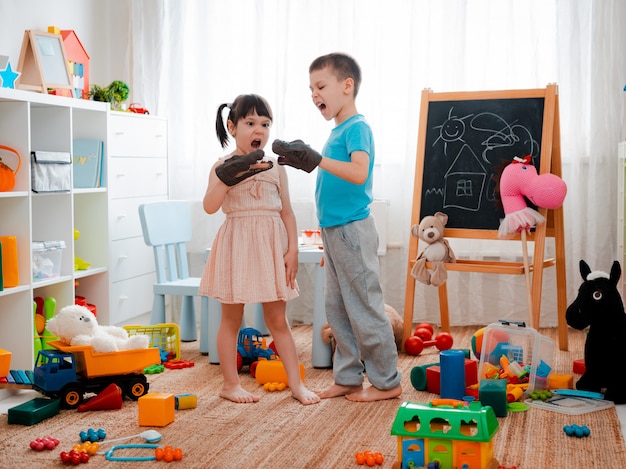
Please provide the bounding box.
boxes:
[126,0,626,327]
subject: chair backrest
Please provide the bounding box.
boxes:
[138,200,193,283]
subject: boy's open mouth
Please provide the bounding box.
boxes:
[251,139,261,149]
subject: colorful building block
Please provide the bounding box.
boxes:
[547,373,574,390]
[479,378,507,417]
[138,393,175,427]
[409,362,439,391]
[0,236,19,287]
[8,397,60,425]
[426,365,441,394]
[175,393,197,410]
[424,358,478,395]
[0,349,11,377]
[573,358,586,375]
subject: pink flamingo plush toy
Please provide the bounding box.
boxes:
[498,155,567,237]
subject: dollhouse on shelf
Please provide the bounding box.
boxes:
[47,26,90,99]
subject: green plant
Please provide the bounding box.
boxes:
[89,81,130,109]
[89,84,110,103]
[108,80,130,104]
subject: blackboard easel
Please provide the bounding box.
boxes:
[403,85,568,350]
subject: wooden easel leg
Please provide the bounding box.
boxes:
[554,206,569,351]
[402,272,417,350]
[438,283,450,332]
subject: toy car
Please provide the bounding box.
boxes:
[128,103,150,114]
[236,327,278,374]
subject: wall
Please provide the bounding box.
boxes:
[0,2,565,328]
[0,0,130,92]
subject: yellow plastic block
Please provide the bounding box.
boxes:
[0,236,19,287]
[175,393,197,410]
[48,26,60,34]
[0,349,12,377]
[547,373,574,390]
[138,393,175,427]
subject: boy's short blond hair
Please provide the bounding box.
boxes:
[309,52,362,98]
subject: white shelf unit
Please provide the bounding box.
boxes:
[107,111,168,325]
[0,88,109,377]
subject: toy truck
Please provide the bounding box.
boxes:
[236,327,278,375]
[32,340,160,409]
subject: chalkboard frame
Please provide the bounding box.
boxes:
[16,30,74,96]
[403,85,568,350]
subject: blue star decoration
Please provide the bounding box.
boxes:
[0,62,20,89]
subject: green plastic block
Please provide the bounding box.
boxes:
[8,398,60,426]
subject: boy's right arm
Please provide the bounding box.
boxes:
[273,139,368,185]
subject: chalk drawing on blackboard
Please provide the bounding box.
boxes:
[471,112,540,165]
[431,107,473,154]
[443,143,487,211]
[422,100,543,230]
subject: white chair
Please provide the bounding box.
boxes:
[138,200,209,352]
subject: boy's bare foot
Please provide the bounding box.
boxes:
[291,385,322,405]
[315,383,363,399]
[220,385,260,403]
[345,385,402,402]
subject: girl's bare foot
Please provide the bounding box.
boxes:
[315,383,363,399]
[345,384,402,402]
[291,385,321,405]
[220,385,260,403]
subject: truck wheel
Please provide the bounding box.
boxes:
[125,376,149,400]
[61,385,83,409]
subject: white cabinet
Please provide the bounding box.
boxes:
[107,112,168,325]
[0,88,109,375]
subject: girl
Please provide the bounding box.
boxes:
[200,94,320,405]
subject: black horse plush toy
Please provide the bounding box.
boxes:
[566,260,626,403]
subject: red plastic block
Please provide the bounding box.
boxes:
[464,359,478,387]
[573,358,586,374]
[426,366,441,394]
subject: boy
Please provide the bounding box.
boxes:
[273,52,402,402]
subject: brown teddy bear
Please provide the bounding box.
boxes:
[411,211,456,287]
[321,304,404,362]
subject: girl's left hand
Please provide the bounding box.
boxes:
[284,250,299,289]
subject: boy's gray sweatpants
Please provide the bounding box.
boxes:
[321,215,402,390]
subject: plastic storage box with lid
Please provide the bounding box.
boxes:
[477,320,555,395]
[32,241,66,280]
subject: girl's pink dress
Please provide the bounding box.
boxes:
[199,157,298,304]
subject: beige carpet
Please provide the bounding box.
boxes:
[1,325,625,468]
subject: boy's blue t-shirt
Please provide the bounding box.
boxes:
[315,114,374,228]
